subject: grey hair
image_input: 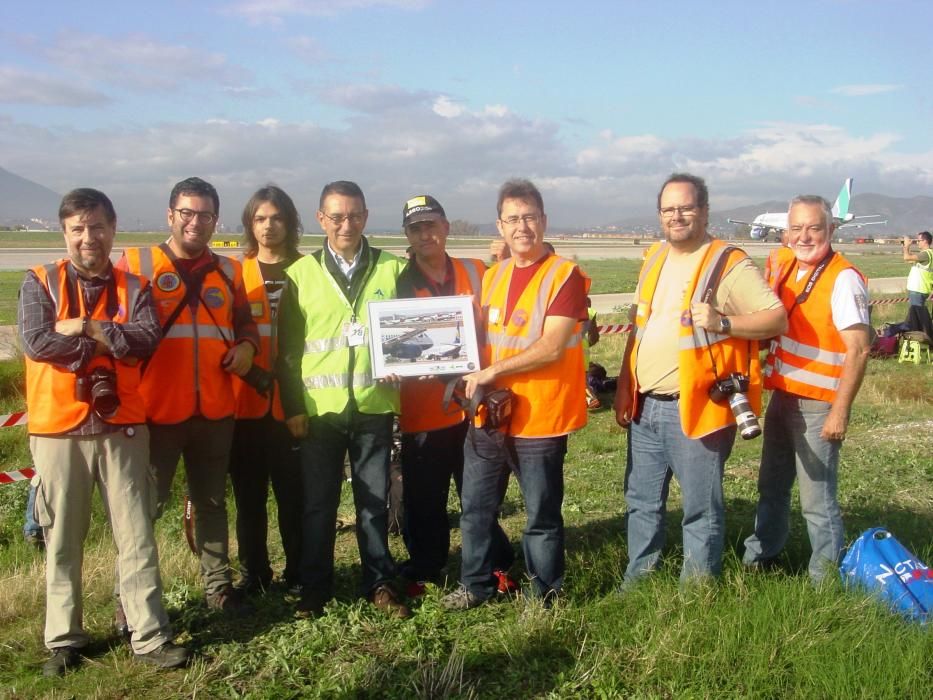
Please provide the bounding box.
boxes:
[788,195,834,227]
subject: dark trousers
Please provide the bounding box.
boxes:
[229,414,303,586]
[300,408,396,597]
[400,420,469,580]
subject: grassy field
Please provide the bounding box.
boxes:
[0,250,933,698]
[0,296,930,697]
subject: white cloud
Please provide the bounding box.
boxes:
[432,96,463,118]
[287,36,331,63]
[1,92,930,229]
[35,33,245,91]
[0,66,109,107]
[830,84,903,97]
[227,0,429,25]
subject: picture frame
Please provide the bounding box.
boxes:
[368,295,481,378]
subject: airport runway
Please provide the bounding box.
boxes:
[0,240,902,270]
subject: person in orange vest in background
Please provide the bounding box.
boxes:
[395,194,516,596]
[229,185,304,595]
[614,173,786,585]
[442,179,589,610]
[743,195,870,583]
[118,177,259,613]
[20,188,189,676]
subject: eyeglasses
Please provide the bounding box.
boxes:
[659,206,699,218]
[173,208,218,225]
[321,212,366,226]
[500,214,541,227]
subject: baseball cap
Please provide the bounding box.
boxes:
[403,195,446,228]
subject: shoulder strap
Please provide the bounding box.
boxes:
[701,245,741,304]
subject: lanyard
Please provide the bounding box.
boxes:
[777,249,836,319]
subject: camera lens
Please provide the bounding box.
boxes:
[728,392,761,440]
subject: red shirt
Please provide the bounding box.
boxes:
[504,254,588,324]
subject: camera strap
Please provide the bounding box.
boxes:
[698,246,752,382]
[775,249,836,320]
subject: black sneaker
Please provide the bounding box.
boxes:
[295,589,329,619]
[42,647,81,677]
[134,642,190,669]
[24,531,45,550]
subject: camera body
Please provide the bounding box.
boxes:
[708,372,749,403]
[241,364,275,397]
[75,367,120,419]
[707,372,761,440]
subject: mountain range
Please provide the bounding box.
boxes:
[1,166,931,235]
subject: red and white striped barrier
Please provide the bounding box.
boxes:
[0,467,34,484]
[595,323,633,335]
[0,411,27,428]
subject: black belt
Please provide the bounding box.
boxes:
[643,392,679,402]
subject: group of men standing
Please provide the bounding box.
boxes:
[20,171,870,678]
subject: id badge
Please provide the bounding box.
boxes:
[345,321,366,347]
[488,307,501,324]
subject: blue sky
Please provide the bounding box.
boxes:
[1,0,930,229]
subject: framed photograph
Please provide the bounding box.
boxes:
[368,295,481,378]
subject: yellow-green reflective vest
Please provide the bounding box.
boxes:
[286,250,404,416]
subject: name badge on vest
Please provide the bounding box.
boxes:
[488,307,501,324]
[344,321,366,347]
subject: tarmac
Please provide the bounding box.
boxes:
[0,277,909,361]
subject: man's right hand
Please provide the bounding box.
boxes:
[286,414,308,439]
[614,382,633,429]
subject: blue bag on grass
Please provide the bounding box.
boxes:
[839,527,932,624]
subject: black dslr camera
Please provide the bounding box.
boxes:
[75,367,120,419]
[708,372,761,440]
[241,365,275,397]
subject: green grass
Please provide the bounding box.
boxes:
[1,303,932,696]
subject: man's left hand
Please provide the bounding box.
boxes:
[55,318,85,336]
[462,367,496,400]
[690,302,722,332]
[222,342,255,376]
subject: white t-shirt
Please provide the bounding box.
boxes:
[795,267,870,331]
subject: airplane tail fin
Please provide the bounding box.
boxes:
[832,178,853,223]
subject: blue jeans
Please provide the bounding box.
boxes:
[624,395,736,583]
[907,290,929,307]
[300,408,396,598]
[743,390,843,582]
[460,426,564,599]
[24,483,40,537]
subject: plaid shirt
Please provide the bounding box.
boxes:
[18,261,161,435]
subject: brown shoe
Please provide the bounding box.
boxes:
[114,599,130,642]
[206,585,253,615]
[370,583,412,619]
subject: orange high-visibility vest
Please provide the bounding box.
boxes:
[481,255,587,438]
[25,260,147,435]
[399,257,485,433]
[122,246,242,424]
[630,240,762,439]
[764,252,863,403]
[232,255,290,421]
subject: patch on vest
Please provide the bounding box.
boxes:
[374,288,385,298]
[680,309,692,327]
[156,272,181,292]
[250,301,264,318]
[512,309,528,327]
[204,286,226,308]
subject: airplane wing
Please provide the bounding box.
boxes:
[838,220,887,229]
[727,218,755,226]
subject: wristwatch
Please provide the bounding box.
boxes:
[718,315,732,335]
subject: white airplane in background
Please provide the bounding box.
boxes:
[727,178,886,241]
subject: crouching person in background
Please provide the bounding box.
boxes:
[19,188,188,676]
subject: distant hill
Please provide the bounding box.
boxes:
[0,166,60,225]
